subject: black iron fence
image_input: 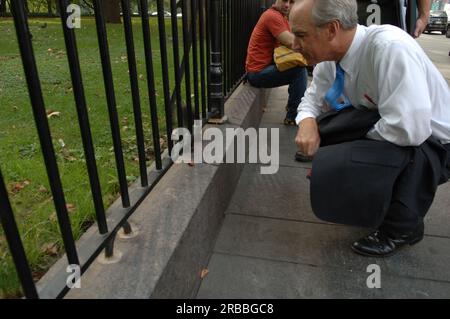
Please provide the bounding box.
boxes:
[0,0,263,298]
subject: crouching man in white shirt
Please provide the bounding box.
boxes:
[290,0,450,257]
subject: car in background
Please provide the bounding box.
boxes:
[446,20,450,38]
[120,11,139,16]
[149,11,171,17]
[424,10,448,35]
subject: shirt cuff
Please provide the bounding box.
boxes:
[295,112,318,126]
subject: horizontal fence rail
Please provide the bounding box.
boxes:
[1,0,262,299]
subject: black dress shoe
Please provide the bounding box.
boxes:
[351,222,424,257]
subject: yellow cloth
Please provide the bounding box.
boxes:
[273,46,308,71]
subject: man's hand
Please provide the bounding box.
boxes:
[295,118,321,157]
[414,0,431,38]
[413,16,428,38]
[277,31,295,49]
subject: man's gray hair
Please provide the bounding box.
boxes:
[311,0,358,29]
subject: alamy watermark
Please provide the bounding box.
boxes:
[66,264,81,289]
[170,120,280,175]
[66,4,81,29]
[366,264,381,289]
[366,2,381,26]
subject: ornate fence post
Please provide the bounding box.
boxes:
[208,0,226,123]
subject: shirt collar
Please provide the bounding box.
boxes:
[339,24,367,79]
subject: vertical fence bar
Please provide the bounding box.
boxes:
[93,0,130,207]
[241,0,246,82]
[58,0,108,233]
[221,0,226,95]
[205,0,211,114]
[181,0,194,130]
[230,0,235,89]
[232,1,236,93]
[198,0,207,119]
[139,0,162,170]
[191,0,200,120]
[0,169,39,299]
[209,0,224,118]
[120,0,149,187]
[156,0,174,152]
[229,1,232,94]
[240,0,245,88]
[170,0,184,128]
[238,0,244,84]
[10,0,79,266]
[223,0,228,95]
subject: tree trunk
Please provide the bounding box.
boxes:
[47,0,53,16]
[0,0,7,17]
[102,0,121,23]
[55,0,61,15]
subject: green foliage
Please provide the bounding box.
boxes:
[2,1,176,15]
[0,15,206,298]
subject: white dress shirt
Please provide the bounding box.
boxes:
[296,24,450,146]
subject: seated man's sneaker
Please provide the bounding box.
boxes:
[295,150,313,162]
[351,221,424,257]
[283,117,297,126]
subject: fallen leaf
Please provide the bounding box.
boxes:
[49,212,57,223]
[38,185,48,193]
[59,146,78,162]
[10,180,31,194]
[200,268,209,279]
[47,111,61,119]
[32,271,46,282]
[41,242,58,256]
[66,203,75,213]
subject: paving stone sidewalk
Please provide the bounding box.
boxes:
[197,36,450,298]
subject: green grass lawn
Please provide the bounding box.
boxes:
[0,16,204,298]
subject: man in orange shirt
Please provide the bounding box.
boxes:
[246,0,308,125]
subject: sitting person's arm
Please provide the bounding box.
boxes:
[276,30,295,49]
[414,0,431,38]
[264,9,295,48]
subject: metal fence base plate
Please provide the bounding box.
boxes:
[207,115,228,124]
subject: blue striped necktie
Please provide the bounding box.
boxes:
[324,63,352,111]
